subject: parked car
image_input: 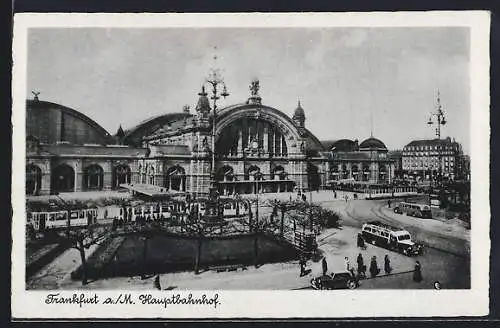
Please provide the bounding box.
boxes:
[310,271,359,290]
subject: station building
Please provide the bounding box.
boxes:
[25,80,396,196]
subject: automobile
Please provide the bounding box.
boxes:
[310,271,359,290]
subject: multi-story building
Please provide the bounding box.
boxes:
[402,138,464,181]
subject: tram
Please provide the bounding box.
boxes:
[28,208,98,232]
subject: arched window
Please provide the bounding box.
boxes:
[113,164,131,188]
[351,165,359,181]
[341,164,348,179]
[362,165,370,182]
[51,164,75,193]
[217,165,234,182]
[329,165,339,181]
[272,166,287,180]
[84,164,104,190]
[379,165,387,183]
[148,165,155,185]
[165,166,186,191]
[26,164,42,195]
[247,165,262,181]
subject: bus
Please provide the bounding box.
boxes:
[393,202,432,219]
[361,221,424,256]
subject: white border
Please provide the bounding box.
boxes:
[12,12,491,319]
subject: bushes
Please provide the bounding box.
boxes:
[320,208,341,228]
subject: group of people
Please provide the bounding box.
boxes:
[308,252,423,284]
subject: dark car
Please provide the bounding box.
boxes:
[310,271,359,290]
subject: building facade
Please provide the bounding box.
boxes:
[322,138,395,187]
[25,80,396,196]
[402,138,465,181]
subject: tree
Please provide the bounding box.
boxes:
[266,199,298,236]
[184,218,219,274]
[63,225,109,285]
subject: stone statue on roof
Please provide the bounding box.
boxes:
[250,79,260,96]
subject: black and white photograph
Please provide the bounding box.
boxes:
[11,12,490,318]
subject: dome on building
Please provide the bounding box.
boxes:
[292,100,305,127]
[359,137,387,150]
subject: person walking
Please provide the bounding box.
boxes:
[369,256,380,278]
[356,253,365,278]
[413,261,423,282]
[387,199,392,208]
[299,256,306,277]
[357,233,366,249]
[153,274,161,290]
[344,257,355,276]
[384,254,392,275]
[322,257,328,276]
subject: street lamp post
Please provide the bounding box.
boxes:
[254,172,262,231]
[201,59,229,214]
[427,91,447,188]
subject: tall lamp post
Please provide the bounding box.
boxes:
[427,91,447,188]
[201,58,229,211]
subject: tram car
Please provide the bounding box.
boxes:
[117,203,180,221]
[28,208,98,232]
[393,202,432,219]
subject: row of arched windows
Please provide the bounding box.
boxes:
[25,163,132,195]
[329,164,388,182]
[215,165,289,182]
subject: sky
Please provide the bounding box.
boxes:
[26,27,470,153]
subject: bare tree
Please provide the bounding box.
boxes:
[63,225,109,285]
[184,219,219,274]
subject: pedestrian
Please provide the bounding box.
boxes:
[345,195,348,202]
[153,274,161,290]
[344,257,355,276]
[357,233,366,249]
[384,254,392,274]
[322,257,328,276]
[334,191,337,199]
[357,253,365,278]
[299,256,306,277]
[369,256,380,278]
[388,199,392,208]
[413,261,423,282]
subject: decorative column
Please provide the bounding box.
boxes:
[263,126,269,155]
[277,134,282,157]
[74,160,83,192]
[237,130,243,155]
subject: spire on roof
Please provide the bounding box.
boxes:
[116,124,125,145]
